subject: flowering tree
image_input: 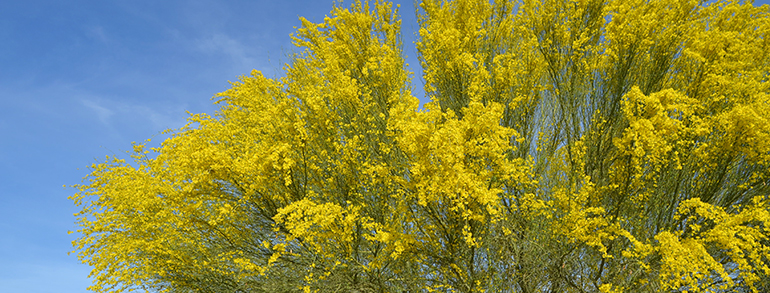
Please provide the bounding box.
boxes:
[71,0,770,292]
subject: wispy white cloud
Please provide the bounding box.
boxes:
[195,33,259,68]
[0,79,194,144]
[116,102,189,131]
[78,96,191,134]
[80,99,114,126]
[85,25,109,44]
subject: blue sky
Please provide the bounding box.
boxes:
[1,1,769,292]
[0,1,422,292]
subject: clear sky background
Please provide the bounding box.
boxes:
[1,1,768,292]
[0,1,422,292]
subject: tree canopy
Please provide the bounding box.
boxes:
[71,0,770,292]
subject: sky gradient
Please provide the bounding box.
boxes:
[1,1,768,292]
[0,1,421,292]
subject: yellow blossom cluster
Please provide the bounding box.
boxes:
[71,0,770,292]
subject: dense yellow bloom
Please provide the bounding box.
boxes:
[72,0,770,292]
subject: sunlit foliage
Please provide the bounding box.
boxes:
[72,0,770,292]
